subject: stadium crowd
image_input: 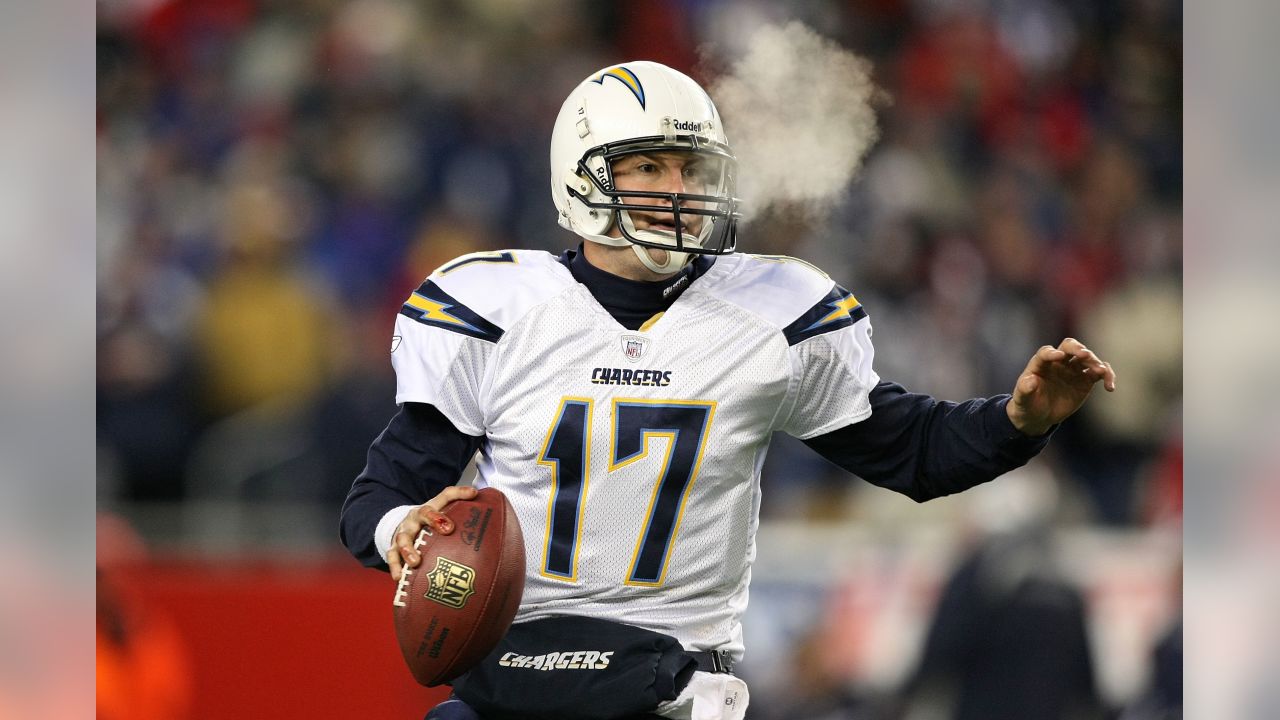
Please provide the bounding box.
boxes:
[98,0,1180,528]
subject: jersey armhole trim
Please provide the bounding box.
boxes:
[790,404,874,441]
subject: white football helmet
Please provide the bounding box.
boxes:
[550,61,741,274]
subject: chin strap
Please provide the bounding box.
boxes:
[617,209,695,275]
[632,244,690,274]
[576,209,699,275]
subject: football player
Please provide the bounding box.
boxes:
[340,61,1116,720]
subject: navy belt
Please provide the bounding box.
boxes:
[688,650,734,674]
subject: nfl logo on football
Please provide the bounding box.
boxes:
[621,335,647,362]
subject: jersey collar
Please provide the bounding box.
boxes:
[559,245,714,330]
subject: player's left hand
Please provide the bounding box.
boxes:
[1006,337,1116,437]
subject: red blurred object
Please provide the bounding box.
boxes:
[97,572,194,720]
[98,513,194,720]
[111,560,449,719]
[897,12,1023,134]
[615,0,698,75]
[135,0,257,79]
[1144,433,1183,526]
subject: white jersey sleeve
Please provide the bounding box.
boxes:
[704,254,879,439]
[390,250,574,436]
[778,290,879,438]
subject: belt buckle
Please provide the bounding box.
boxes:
[710,650,732,674]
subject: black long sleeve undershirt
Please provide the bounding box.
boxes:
[801,381,1053,503]
[339,402,483,570]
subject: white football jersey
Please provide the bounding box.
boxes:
[390,250,879,659]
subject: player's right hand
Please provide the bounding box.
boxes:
[386,485,479,582]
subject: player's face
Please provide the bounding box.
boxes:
[608,151,714,237]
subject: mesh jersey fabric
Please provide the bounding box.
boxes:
[390,250,878,658]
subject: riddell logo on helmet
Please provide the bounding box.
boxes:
[594,165,612,191]
[673,119,704,132]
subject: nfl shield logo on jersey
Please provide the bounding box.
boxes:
[620,335,648,362]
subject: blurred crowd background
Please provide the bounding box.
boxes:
[96,0,1182,718]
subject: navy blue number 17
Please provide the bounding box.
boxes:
[537,398,717,586]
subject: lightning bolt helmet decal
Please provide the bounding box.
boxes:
[590,66,646,109]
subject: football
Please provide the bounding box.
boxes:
[392,487,525,687]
